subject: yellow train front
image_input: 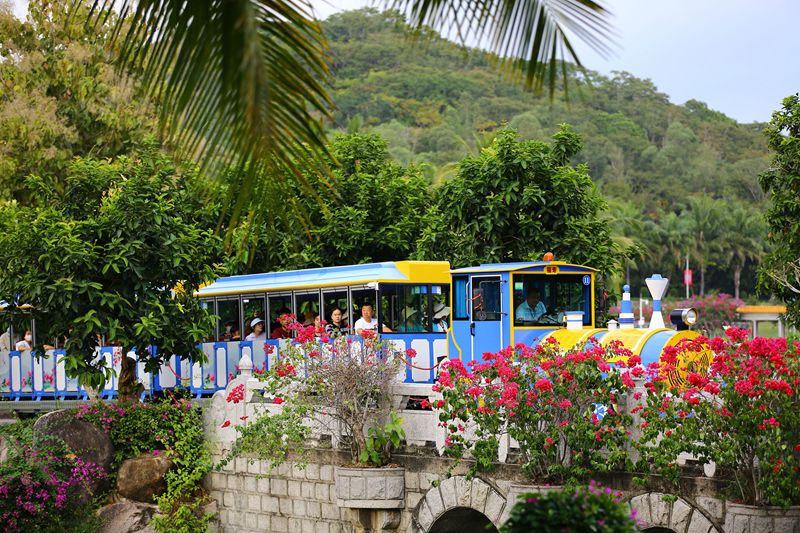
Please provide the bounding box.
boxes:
[447,259,710,385]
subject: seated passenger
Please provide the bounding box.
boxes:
[354,303,392,334]
[396,307,424,333]
[221,320,241,341]
[15,330,33,352]
[432,303,450,332]
[515,288,547,323]
[245,318,266,342]
[325,307,349,336]
[270,310,292,339]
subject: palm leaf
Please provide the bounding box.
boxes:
[391,0,614,95]
[84,0,333,243]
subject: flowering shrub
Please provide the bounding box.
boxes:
[0,419,106,532]
[436,339,635,484]
[502,481,639,533]
[78,396,214,531]
[636,328,800,506]
[223,319,406,467]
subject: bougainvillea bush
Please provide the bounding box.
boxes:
[76,395,213,532]
[636,328,800,506]
[0,419,106,532]
[502,481,639,533]
[222,319,407,468]
[435,339,636,484]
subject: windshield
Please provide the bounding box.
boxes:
[513,274,592,326]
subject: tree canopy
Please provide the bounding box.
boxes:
[0,149,223,390]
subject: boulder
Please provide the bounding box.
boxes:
[117,452,173,503]
[33,409,114,497]
[97,500,158,533]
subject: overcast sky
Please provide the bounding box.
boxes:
[11,0,799,124]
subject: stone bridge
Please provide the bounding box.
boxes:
[206,448,800,533]
[204,379,800,533]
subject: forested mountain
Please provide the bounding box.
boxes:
[321,9,772,298]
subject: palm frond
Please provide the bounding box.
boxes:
[391,0,614,95]
[85,0,333,241]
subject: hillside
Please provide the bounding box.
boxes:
[319,9,773,298]
[322,9,770,212]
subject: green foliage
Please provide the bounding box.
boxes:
[0,1,157,204]
[79,397,214,532]
[415,126,622,274]
[151,400,214,533]
[359,412,405,467]
[759,94,800,327]
[502,483,638,533]
[0,149,223,389]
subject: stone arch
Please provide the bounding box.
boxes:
[428,507,499,533]
[629,492,721,533]
[410,476,506,533]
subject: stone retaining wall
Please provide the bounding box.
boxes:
[204,447,800,533]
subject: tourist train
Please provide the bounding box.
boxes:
[0,257,709,400]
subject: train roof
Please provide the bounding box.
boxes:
[450,261,598,274]
[196,261,451,297]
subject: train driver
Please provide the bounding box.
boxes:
[516,288,547,323]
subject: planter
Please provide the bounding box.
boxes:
[335,466,405,509]
[723,502,800,533]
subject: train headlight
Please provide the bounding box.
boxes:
[670,308,698,331]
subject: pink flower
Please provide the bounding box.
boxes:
[152,450,160,456]
[559,399,572,409]
[534,379,553,392]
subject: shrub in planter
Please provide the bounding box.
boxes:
[502,481,638,533]
[0,419,106,532]
[222,320,407,468]
[436,339,635,484]
[636,328,800,506]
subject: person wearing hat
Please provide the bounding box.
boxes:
[396,306,424,333]
[245,318,267,341]
[432,303,450,332]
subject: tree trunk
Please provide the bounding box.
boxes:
[734,266,742,301]
[117,351,143,403]
[700,266,706,297]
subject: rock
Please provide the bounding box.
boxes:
[117,452,173,503]
[33,409,114,497]
[0,435,10,465]
[97,500,158,533]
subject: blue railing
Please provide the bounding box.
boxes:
[0,334,444,401]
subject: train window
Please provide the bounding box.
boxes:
[453,276,468,320]
[200,300,216,342]
[381,284,429,333]
[268,294,293,338]
[471,277,501,321]
[295,290,320,328]
[242,296,265,339]
[217,299,241,341]
[513,274,591,326]
[350,288,379,329]
[322,289,348,326]
[431,285,450,332]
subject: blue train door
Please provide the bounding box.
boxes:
[469,276,503,363]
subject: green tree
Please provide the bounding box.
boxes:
[685,196,725,297]
[0,149,223,399]
[759,94,800,326]
[227,133,430,272]
[85,0,612,229]
[0,1,156,203]
[414,126,621,274]
[719,202,766,300]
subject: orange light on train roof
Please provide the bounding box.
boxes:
[543,252,555,261]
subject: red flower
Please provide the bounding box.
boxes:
[273,397,285,405]
[545,436,555,445]
[221,420,231,428]
[226,384,245,404]
[534,379,553,392]
[239,416,249,421]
